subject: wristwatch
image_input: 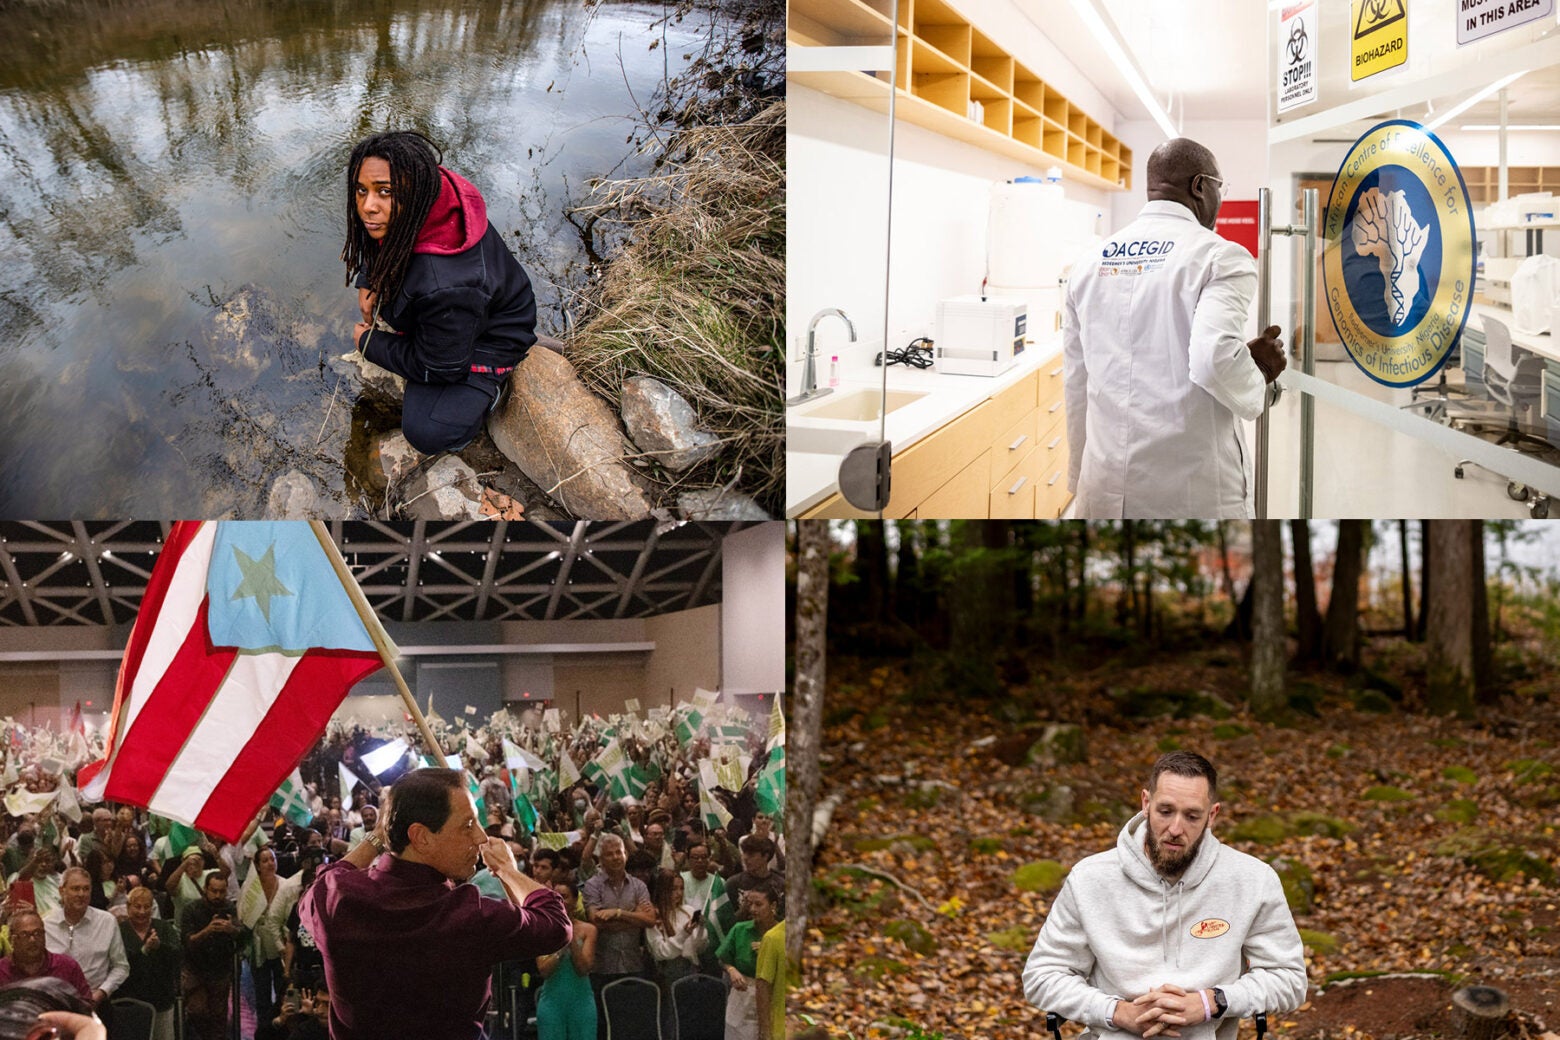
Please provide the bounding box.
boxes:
[363,832,386,854]
[1212,988,1228,1019]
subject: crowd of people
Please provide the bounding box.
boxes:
[0,694,787,1040]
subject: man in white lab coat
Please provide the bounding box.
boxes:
[1063,138,1286,519]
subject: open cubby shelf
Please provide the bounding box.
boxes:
[788,0,1132,192]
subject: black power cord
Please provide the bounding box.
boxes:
[875,337,935,369]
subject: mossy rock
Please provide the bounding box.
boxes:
[1362,785,1416,802]
[1213,723,1252,741]
[1290,812,1354,838]
[1013,860,1070,893]
[987,925,1036,953]
[969,837,1004,855]
[852,833,938,854]
[1357,669,1404,700]
[1442,765,1478,784]
[1228,814,1291,844]
[1326,743,1350,759]
[815,867,899,915]
[1287,689,1322,718]
[1468,846,1556,885]
[1157,736,1182,753]
[1269,855,1315,914]
[1181,691,1235,720]
[1108,687,1181,719]
[1298,928,1340,955]
[1026,723,1088,767]
[904,787,943,809]
[1352,690,1395,714]
[1435,799,1479,825]
[1515,784,1560,809]
[1505,758,1555,784]
[1077,799,1134,826]
[851,955,910,981]
[1018,785,1076,824]
[884,918,938,956]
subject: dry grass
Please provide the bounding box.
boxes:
[566,100,784,515]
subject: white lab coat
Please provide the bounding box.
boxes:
[1063,200,1268,518]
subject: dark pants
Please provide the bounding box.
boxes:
[182,969,231,1040]
[401,377,502,454]
[253,956,285,1027]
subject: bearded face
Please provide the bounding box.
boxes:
[1140,773,1219,880]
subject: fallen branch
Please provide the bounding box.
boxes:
[831,861,936,914]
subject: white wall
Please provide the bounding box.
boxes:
[1435,130,1560,170]
[788,0,1131,392]
[1111,119,1271,234]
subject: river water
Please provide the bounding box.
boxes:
[0,0,702,516]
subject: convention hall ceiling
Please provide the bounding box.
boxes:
[0,521,755,626]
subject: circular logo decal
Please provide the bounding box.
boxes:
[1322,120,1475,388]
[1190,918,1230,939]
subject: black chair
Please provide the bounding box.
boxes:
[670,974,726,1040]
[110,996,156,1040]
[602,976,663,1040]
[1045,1009,1268,1040]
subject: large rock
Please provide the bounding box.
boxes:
[621,376,720,472]
[401,454,483,519]
[487,348,653,518]
[677,488,771,519]
[335,350,405,402]
[266,470,327,518]
[374,431,423,492]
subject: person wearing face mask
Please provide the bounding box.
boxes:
[300,769,571,1040]
[1022,752,1306,1040]
[1063,137,1288,519]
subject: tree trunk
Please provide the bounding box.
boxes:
[1118,521,1136,629]
[1076,522,1090,627]
[1290,520,1321,665]
[1250,520,1287,717]
[1217,521,1238,605]
[787,520,831,971]
[894,521,921,629]
[1450,985,1509,1040]
[1427,520,1476,716]
[1416,519,1432,642]
[1323,520,1365,671]
[1470,521,1494,703]
[854,521,889,627]
[1398,520,1414,638]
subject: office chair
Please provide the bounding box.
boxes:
[1453,313,1554,516]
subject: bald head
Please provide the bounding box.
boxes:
[1147,137,1223,229]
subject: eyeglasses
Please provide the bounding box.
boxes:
[1195,174,1230,201]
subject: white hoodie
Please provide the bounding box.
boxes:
[1023,812,1306,1040]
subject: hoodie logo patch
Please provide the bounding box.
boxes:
[1191,918,1229,939]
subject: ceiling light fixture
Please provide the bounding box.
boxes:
[1460,123,1560,131]
[1068,0,1177,140]
[1422,70,1528,133]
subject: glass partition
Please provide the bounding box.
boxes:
[1263,2,1560,518]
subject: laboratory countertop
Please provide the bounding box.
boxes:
[1469,300,1557,361]
[786,337,1063,516]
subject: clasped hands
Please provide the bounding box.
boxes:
[1112,983,1213,1038]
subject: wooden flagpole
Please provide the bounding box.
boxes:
[307,521,449,769]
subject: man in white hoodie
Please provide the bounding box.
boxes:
[1023,752,1305,1039]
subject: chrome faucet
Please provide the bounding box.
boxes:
[788,308,856,405]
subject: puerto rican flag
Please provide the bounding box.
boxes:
[79,522,386,843]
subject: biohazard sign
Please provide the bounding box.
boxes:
[1277,0,1318,113]
[1351,0,1408,82]
[1322,121,1476,387]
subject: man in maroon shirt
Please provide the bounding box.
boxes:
[301,768,571,1040]
[0,910,93,1002]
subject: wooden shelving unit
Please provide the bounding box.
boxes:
[1462,166,1560,205]
[788,0,1132,192]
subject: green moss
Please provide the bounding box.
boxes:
[1013,860,1070,893]
[1269,856,1314,914]
[1228,815,1291,844]
[1298,928,1340,955]
[1506,758,1555,784]
[884,918,938,956]
[1352,690,1394,714]
[1468,847,1556,885]
[865,708,890,730]
[851,955,909,981]
[903,787,943,809]
[1430,737,1466,749]
[970,837,1004,855]
[1435,799,1479,824]
[1321,969,1391,986]
[1291,812,1354,838]
[987,925,1036,953]
[1362,785,1416,802]
[1326,743,1350,759]
[1442,765,1478,784]
[1212,723,1252,740]
[1157,736,1182,752]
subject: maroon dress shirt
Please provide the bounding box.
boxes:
[300,853,571,1040]
[0,951,93,1002]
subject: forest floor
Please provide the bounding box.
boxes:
[797,636,1560,1040]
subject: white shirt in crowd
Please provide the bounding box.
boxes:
[43,904,129,995]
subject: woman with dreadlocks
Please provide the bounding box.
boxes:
[344,130,537,454]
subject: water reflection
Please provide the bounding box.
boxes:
[0,0,697,516]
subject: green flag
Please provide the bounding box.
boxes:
[674,706,704,746]
[755,745,785,824]
[466,771,486,824]
[167,822,202,858]
[700,784,732,832]
[558,750,581,790]
[269,770,314,828]
[511,780,538,835]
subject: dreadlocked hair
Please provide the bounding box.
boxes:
[342,130,445,305]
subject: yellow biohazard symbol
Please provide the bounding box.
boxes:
[1354,0,1406,39]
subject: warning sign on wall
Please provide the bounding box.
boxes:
[1351,0,1408,82]
[1277,0,1318,113]
[1456,0,1553,46]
